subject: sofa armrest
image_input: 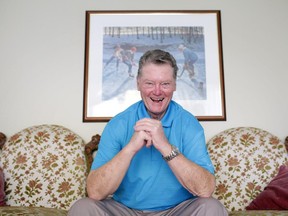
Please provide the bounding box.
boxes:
[85,134,101,172]
[0,132,6,150]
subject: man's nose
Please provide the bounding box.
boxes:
[153,84,161,95]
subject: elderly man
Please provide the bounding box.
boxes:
[69,49,227,216]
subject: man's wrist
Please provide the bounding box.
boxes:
[162,145,180,162]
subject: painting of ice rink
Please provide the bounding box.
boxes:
[100,26,207,114]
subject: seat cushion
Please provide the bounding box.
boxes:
[0,206,67,215]
[0,125,88,211]
[229,210,288,216]
[207,127,288,212]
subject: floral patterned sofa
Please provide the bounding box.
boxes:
[1,126,287,215]
[207,127,288,216]
[0,125,89,215]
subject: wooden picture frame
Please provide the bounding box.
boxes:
[83,10,226,122]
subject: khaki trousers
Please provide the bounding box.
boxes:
[68,197,228,216]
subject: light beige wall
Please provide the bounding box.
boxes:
[1,0,288,143]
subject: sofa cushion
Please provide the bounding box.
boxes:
[0,125,88,211]
[0,167,6,206]
[246,165,288,210]
[0,206,67,215]
[229,210,288,216]
[207,127,288,212]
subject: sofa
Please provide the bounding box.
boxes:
[207,127,288,215]
[0,124,90,215]
[1,125,287,215]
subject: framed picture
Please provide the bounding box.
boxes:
[83,10,226,122]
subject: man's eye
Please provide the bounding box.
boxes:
[161,83,171,88]
[145,82,154,86]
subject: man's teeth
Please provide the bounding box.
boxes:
[151,98,164,102]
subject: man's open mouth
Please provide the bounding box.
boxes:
[151,98,164,102]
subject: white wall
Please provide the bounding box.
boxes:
[1,0,288,143]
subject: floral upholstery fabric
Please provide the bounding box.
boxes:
[207,127,288,212]
[229,210,288,216]
[0,125,88,211]
[0,206,67,215]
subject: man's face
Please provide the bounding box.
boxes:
[137,63,176,119]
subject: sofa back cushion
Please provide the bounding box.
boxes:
[207,127,288,212]
[0,125,88,211]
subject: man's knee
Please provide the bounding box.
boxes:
[68,197,98,216]
[195,197,228,216]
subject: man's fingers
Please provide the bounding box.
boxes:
[145,139,153,148]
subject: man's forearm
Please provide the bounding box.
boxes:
[168,154,215,197]
[87,147,135,200]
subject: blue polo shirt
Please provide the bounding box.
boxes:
[91,100,214,211]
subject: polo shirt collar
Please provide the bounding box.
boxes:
[137,100,176,128]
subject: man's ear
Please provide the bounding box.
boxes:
[137,79,140,91]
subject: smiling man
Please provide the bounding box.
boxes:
[68,49,228,216]
[137,55,176,121]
